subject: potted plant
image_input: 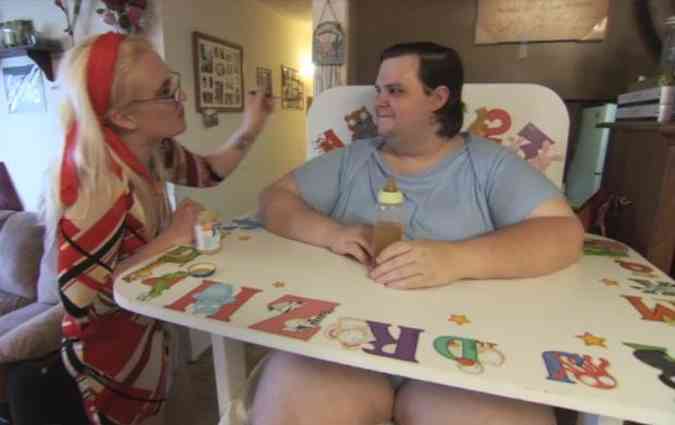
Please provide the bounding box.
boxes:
[97,0,148,34]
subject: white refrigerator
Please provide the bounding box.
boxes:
[565,104,617,209]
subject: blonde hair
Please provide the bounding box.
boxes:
[44,34,168,245]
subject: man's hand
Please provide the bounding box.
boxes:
[369,240,459,289]
[327,224,374,265]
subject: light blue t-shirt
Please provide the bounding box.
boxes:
[294,134,561,242]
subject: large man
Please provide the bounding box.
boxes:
[253,42,583,425]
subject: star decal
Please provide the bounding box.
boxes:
[601,279,619,287]
[272,281,286,288]
[448,314,471,326]
[577,332,607,348]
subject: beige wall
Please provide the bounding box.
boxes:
[161,0,313,220]
[0,0,163,211]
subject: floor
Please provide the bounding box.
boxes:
[165,344,268,425]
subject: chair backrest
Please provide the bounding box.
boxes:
[307,84,569,188]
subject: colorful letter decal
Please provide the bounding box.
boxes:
[434,336,505,374]
[542,351,617,389]
[219,216,263,231]
[583,239,628,257]
[622,295,675,323]
[615,260,656,277]
[123,246,200,282]
[624,343,675,390]
[517,123,562,172]
[345,106,377,141]
[313,129,345,154]
[137,271,189,301]
[361,321,423,363]
[324,317,374,350]
[324,317,422,363]
[629,279,675,297]
[249,295,338,341]
[468,107,512,144]
[166,280,261,322]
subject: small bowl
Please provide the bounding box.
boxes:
[188,262,216,278]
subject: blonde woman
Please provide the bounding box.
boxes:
[7,32,272,425]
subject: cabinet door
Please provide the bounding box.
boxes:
[603,129,675,274]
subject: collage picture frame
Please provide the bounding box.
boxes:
[192,31,244,113]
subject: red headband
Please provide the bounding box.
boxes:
[60,32,152,206]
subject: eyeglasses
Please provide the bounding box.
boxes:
[127,72,182,105]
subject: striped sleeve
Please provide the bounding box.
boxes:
[157,138,223,187]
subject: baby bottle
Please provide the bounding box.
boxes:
[372,176,406,259]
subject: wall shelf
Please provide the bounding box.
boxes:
[0,44,62,81]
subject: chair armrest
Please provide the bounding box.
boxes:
[0,303,63,363]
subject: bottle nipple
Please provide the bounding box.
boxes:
[378,177,404,204]
[383,177,398,193]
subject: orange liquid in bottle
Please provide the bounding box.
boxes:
[372,221,404,258]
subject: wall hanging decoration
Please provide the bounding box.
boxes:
[281,65,303,110]
[475,0,609,44]
[54,0,82,44]
[201,109,219,128]
[312,0,345,66]
[192,31,244,113]
[96,0,148,34]
[256,67,273,97]
[3,64,46,114]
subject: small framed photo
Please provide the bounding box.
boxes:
[192,31,244,113]
[256,67,273,97]
[3,64,46,114]
[281,65,304,110]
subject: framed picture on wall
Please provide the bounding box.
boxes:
[281,65,304,110]
[192,31,244,113]
[256,67,273,97]
[2,64,46,114]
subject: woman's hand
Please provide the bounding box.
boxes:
[369,240,461,289]
[239,89,274,141]
[165,199,205,245]
[327,224,374,265]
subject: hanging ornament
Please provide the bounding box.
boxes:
[312,0,345,66]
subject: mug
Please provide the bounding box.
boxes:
[1,27,18,48]
[2,20,37,47]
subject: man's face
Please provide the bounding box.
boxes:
[374,55,436,139]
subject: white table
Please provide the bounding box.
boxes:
[114,224,675,425]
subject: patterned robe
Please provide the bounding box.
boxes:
[58,139,222,425]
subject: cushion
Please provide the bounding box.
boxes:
[0,210,15,230]
[37,237,59,304]
[0,289,32,317]
[0,301,54,338]
[0,163,23,211]
[0,303,63,363]
[0,211,44,299]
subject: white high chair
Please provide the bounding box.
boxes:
[302,84,570,425]
[222,84,572,425]
[307,84,569,188]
